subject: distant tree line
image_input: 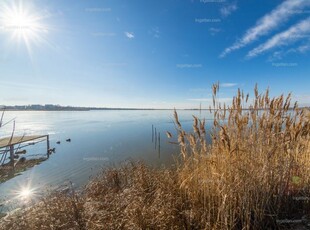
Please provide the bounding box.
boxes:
[0,104,157,111]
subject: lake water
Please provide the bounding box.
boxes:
[0,110,213,210]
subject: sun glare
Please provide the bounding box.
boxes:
[15,185,39,203]
[0,1,49,56]
[19,187,33,199]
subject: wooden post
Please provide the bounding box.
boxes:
[155,128,157,150]
[158,132,160,159]
[152,125,154,143]
[47,135,50,158]
[9,144,14,170]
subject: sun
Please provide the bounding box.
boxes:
[7,10,37,35]
[0,1,49,55]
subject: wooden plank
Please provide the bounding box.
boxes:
[0,135,47,149]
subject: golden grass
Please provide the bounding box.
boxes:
[172,83,310,229]
[83,163,185,229]
[0,85,309,229]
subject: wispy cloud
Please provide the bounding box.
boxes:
[220,2,237,17]
[125,32,134,39]
[268,50,286,61]
[220,0,310,57]
[220,83,238,87]
[149,27,160,38]
[209,27,221,36]
[296,42,310,53]
[268,41,310,61]
[247,17,310,58]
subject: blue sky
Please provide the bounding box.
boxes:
[0,0,309,108]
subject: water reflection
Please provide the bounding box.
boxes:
[0,110,214,211]
[4,178,39,210]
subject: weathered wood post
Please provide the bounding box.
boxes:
[47,135,50,158]
[155,128,157,150]
[158,132,160,159]
[152,125,154,143]
[9,144,14,169]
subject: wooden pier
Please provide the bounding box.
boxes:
[0,135,50,169]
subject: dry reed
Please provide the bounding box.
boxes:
[174,83,310,229]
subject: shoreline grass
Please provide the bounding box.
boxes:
[0,85,310,229]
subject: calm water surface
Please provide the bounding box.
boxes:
[0,110,213,210]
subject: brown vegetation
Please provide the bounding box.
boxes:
[172,84,310,229]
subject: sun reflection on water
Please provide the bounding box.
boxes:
[12,184,38,205]
[18,187,33,200]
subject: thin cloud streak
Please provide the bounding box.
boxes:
[247,17,310,58]
[220,83,238,87]
[220,0,310,57]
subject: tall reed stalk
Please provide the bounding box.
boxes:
[172,83,310,229]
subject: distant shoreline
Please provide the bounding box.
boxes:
[0,105,158,111]
[0,108,161,111]
[1,104,309,112]
[1,108,309,112]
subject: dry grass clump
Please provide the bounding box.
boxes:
[83,162,190,229]
[0,189,85,230]
[172,84,310,229]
